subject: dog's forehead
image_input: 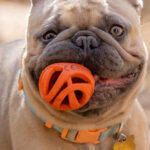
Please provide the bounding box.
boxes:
[59,0,108,27]
[28,0,139,31]
[29,0,108,29]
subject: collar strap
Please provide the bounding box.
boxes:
[18,74,123,144]
[45,121,121,144]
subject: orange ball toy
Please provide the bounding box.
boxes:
[39,63,95,111]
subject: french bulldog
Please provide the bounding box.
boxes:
[0,0,149,149]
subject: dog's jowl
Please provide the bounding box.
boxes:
[0,0,149,150]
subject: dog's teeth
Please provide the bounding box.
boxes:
[127,74,132,78]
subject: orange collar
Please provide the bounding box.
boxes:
[18,74,123,144]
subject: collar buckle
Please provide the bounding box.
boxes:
[61,128,107,144]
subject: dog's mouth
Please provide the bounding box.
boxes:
[29,57,142,117]
[74,64,142,115]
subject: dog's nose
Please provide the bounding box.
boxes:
[72,31,100,52]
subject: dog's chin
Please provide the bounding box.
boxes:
[73,64,142,117]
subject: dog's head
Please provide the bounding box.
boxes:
[22,0,147,127]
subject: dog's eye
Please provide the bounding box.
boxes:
[110,26,124,37]
[41,31,56,42]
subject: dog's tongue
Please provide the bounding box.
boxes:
[94,75,122,85]
[39,63,95,111]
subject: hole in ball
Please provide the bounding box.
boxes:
[72,77,86,83]
[62,96,69,105]
[75,91,83,102]
[48,71,62,92]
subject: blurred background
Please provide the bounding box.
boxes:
[0,0,150,134]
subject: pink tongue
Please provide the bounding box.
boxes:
[94,75,127,86]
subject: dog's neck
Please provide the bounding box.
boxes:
[18,70,128,144]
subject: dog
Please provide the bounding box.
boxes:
[0,0,149,149]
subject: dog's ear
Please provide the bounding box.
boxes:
[126,0,143,13]
[30,0,40,5]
